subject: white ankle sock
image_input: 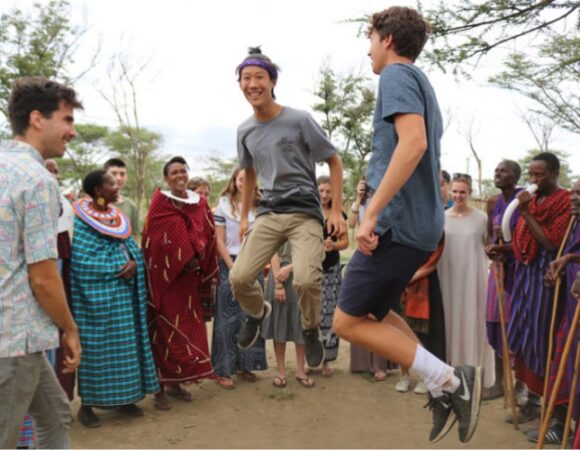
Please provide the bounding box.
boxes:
[410,345,460,397]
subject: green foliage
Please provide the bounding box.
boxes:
[201,154,237,207]
[421,0,580,133]
[0,0,81,117]
[106,126,164,209]
[59,123,109,189]
[517,148,573,188]
[489,35,580,133]
[312,64,375,201]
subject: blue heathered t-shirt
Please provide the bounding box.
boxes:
[366,63,444,252]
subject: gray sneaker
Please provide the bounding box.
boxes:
[302,328,325,368]
[425,393,457,443]
[447,366,483,443]
[525,421,564,444]
[237,302,271,350]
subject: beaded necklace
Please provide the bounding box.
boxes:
[73,197,132,239]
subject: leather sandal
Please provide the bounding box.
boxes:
[296,375,315,388]
[272,375,287,388]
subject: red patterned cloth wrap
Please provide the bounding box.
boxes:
[513,188,571,265]
[142,189,218,384]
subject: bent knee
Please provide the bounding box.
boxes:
[292,272,321,294]
[229,266,251,289]
[333,308,354,339]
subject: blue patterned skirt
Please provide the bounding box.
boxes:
[211,259,267,377]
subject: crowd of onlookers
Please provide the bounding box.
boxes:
[12,149,577,449]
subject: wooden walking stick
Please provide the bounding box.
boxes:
[537,299,580,449]
[541,216,576,424]
[493,255,518,429]
[561,343,580,449]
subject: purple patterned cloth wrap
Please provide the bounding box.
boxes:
[549,219,580,419]
[486,189,522,354]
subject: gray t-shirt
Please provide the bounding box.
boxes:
[237,107,337,223]
[366,63,444,252]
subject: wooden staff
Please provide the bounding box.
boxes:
[537,300,580,449]
[493,255,518,429]
[541,216,576,424]
[561,343,580,449]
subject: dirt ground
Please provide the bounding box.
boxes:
[69,338,558,449]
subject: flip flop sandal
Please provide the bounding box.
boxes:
[296,375,315,388]
[216,377,236,390]
[238,371,257,382]
[153,394,171,411]
[167,385,193,402]
[272,376,287,388]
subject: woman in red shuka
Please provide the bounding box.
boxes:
[143,156,218,411]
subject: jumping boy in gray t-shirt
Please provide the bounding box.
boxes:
[229,47,345,369]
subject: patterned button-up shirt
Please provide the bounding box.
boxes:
[0,140,60,357]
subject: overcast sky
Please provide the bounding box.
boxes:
[8,0,580,182]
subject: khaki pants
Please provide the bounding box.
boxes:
[230,213,325,329]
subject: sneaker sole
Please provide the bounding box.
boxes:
[237,302,272,350]
[461,366,483,443]
[306,345,325,369]
[430,416,457,443]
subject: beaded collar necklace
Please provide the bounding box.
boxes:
[73,197,132,239]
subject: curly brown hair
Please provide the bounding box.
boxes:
[367,6,431,62]
[8,77,83,136]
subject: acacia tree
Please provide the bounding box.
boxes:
[200,153,237,206]
[106,127,163,209]
[59,123,110,188]
[99,53,162,214]
[312,64,375,200]
[518,148,573,188]
[460,116,484,199]
[421,0,579,133]
[0,0,97,120]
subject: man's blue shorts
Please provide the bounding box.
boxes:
[338,231,430,321]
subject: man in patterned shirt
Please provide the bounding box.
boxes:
[0,77,82,449]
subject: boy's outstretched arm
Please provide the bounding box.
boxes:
[239,167,257,242]
[326,154,346,237]
[357,113,428,255]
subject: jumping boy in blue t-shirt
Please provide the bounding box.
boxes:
[333,7,483,443]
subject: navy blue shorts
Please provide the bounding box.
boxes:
[338,231,430,321]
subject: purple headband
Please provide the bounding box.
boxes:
[237,58,278,79]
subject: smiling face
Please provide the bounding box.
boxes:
[164,161,189,197]
[37,100,77,158]
[94,173,119,205]
[239,66,276,110]
[450,180,471,208]
[318,182,332,208]
[571,180,580,215]
[368,30,389,75]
